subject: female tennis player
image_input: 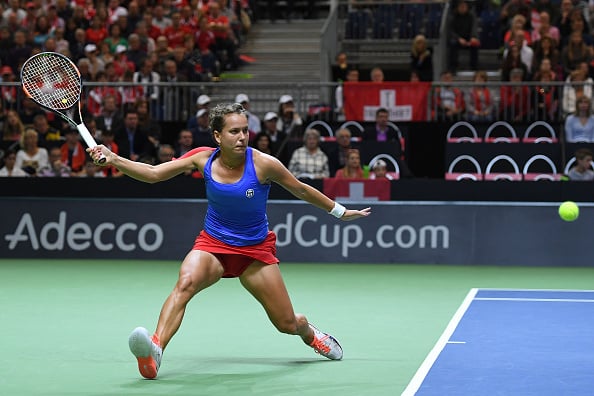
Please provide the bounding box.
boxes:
[88,103,371,379]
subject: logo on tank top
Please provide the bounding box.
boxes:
[246,189,254,198]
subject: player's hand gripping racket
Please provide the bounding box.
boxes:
[20,51,105,163]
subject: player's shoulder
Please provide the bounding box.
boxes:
[252,148,281,167]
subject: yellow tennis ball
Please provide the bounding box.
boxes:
[559,201,579,222]
[62,98,68,104]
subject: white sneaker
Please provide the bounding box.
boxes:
[308,324,343,360]
[128,327,162,379]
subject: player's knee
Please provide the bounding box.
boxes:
[176,272,198,298]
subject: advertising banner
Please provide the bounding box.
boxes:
[342,82,431,121]
[0,198,590,267]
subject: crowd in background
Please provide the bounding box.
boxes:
[0,0,257,178]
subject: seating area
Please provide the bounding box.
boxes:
[445,120,592,181]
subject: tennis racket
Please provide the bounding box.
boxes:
[20,51,105,163]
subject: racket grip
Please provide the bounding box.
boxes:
[77,123,106,163]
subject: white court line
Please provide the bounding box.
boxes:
[475,297,594,303]
[401,288,478,396]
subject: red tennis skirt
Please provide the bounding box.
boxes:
[192,230,279,278]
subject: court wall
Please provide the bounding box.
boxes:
[0,198,588,266]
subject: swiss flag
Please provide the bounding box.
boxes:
[323,179,391,201]
[343,82,430,122]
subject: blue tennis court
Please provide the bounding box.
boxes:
[403,289,594,396]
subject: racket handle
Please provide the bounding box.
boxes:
[77,123,106,164]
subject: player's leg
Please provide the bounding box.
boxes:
[156,250,224,348]
[239,262,343,360]
[129,250,224,378]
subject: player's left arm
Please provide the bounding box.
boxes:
[258,152,371,221]
[88,146,212,183]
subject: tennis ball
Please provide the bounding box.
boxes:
[62,98,68,104]
[559,201,579,222]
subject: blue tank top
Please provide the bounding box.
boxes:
[203,147,271,246]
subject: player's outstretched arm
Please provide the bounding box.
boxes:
[87,146,204,183]
[260,152,371,221]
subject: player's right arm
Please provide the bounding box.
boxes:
[87,145,211,183]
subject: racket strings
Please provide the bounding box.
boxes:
[22,54,81,110]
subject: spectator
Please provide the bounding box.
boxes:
[98,128,122,177]
[53,26,70,55]
[288,128,330,179]
[503,14,532,48]
[410,34,433,82]
[277,94,303,137]
[500,0,531,31]
[432,71,465,121]
[19,97,44,126]
[503,30,534,74]
[364,108,401,142]
[69,28,87,62]
[502,43,531,81]
[565,96,594,142]
[133,58,160,119]
[156,144,175,164]
[152,4,172,34]
[465,70,495,123]
[447,0,480,72]
[163,11,192,49]
[95,94,124,135]
[126,33,148,71]
[174,129,195,158]
[561,31,591,77]
[370,66,385,82]
[180,33,215,81]
[531,10,560,45]
[134,21,156,55]
[80,160,106,178]
[114,108,154,161]
[38,146,72,177]
[532,59,559,121]
[60,129,87,175]
[251,131,272,155]
[6,30,31,73]
[87,71,120,117]
[235,94,261,138]
[262,111,289,164]
[0,149,28,177]
[561,7,593,49]
[500,68,531,122]
[531,35,562,77]
[1,109,24,150]
[562,61,593,117]
[15,128,49,176]
[327,127,354,177]
[135,98,162,149]
[334,148,364,179]
[206,1,239,71]
[335,67,359,120]
[369,159,395,180]
[332,52,350,82]
[105,23,128,53]
[567,147,594,180]
[187,94,212,132]
[154,36,173,74]
[189,108,212,147]
[33,113,63,150]
[86,15,108,45]
[32,16,53,48]
[161,59,188,121]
